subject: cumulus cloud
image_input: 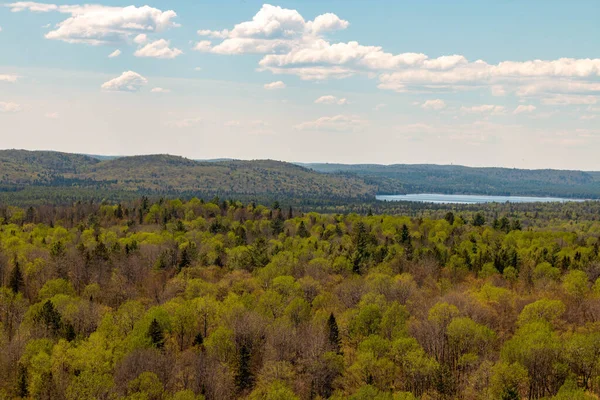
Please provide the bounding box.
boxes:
[101,71,147,92]
[44,112,59,119]
[264,80,286,90]
[7,3,179,45]
[421,99,446,110]
[192,4,600,101]
[513,105,536,114]
[194,4,349,58]
[294,114,367,132]
[134,39,182,59]
[0,102,22,112]
[108,49,121,58]
[315,95,348,105]
[151,87,170,93]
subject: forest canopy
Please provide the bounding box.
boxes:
[1,197,600,399]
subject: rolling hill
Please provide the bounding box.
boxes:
[2,150,600,205]
[0,150,376,204]
[304,163,600,199]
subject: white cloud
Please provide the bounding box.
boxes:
[580,115,596,121]
[541,95,598,105]
[8,3,179,45]
[461,104,506,115]
[194,4,348,57]
[108,49,121,58]
[0,26,3,32]
[44,112,59,119]
[194,67,202,71]
[0,102,22,113]
[0,74,19,82]
[7,2,58,12]
[134,39,182,59]
[294,114,367,132]
[374,103,387,111]
[513,105,536,114]
[194,40,212,52]
[192,4,600,101]
[421,99,446,110]
[101,71,147,92]
[197,29,229,39]
[264,80,286,90]
[133,33,148,44]
[151,87,170,93]
[315,95,348,105]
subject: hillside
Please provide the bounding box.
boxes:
[3,150,600,206]
[0,150,376,204]
[304,163,600,199]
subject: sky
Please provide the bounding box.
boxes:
[0,0,599,170]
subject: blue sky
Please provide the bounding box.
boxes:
[1,1,599,169]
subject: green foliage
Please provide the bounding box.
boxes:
[2,198,600,399]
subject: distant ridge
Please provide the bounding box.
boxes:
[1,150,600,205]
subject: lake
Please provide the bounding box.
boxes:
[376,193,587,204]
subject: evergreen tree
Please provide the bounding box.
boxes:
[236,343,254,392]
[147,318,165,349]
[36,300,62,336]
[62,322,76,342]
[444,211,455,225]
[352,221,369,274]
[179,246,191,270]
[9,260,24,294]
[288,206,293,220]
[115,203,124,219]
[400,224,410,244]
[327,313,342,354]
[271,211,285,235]
[473,213,486,227]
[193,332,204,347]
[297,221,310,238]
[16,363,28,398]
[249,237,269,270]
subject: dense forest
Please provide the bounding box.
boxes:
[2,198,600,399]
[3,150,600,206]
[305,163,600,199]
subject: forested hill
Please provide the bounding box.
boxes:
[0,150,377,204]
[304,163,600,199]
[2,150,600,205]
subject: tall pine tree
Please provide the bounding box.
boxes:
[327,313,342,354]
[147,318,165,349]
[9,260,24,294]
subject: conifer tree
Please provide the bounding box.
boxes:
[236,343,254,391]
[9,260,24,294]
[297,221,310,238]
[16,364,28,398]
[327,313,342,354]
[148,318,165,349]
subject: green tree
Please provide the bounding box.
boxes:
[147,318,165,349]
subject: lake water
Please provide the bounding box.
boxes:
[376,193,587,204]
